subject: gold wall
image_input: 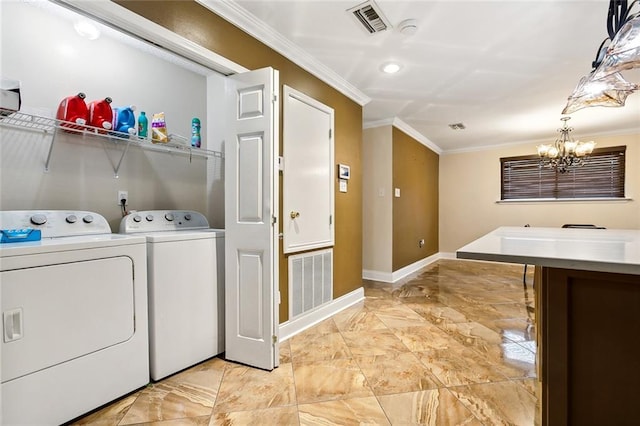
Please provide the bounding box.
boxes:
[392,127,439,271]
[116,1,364,322]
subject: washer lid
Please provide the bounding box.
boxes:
[143,228,225,243]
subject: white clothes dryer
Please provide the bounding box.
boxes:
[119,210,224,381]
[0,210,149,425]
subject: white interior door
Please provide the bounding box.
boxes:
[224,67,279,370]
[283,86,335,254]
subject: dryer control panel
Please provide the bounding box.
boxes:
[0,210,111,238]
[119,210,210,233]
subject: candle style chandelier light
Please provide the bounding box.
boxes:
[537,117,596,174]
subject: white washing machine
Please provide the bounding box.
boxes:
[119,210,224,381]
[0,210,149,425]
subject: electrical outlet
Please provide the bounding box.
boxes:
[117,190,128,206]
[419,239,425,248]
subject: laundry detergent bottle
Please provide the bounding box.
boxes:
[112,105,137,136]
[137,111,148,138]
[88,97,113,132]
[56,92,88,131]
[191,117,201,148]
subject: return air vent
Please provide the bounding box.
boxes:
[289,248,333,319]
[347,0,392,34]
[448,122,466,130]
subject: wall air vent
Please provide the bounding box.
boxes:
[347,0,392,34]
[448,123,466,130]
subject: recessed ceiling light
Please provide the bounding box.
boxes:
[381,62,401,74]
[74,20,100,40]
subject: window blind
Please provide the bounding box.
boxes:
[501,146,625,200]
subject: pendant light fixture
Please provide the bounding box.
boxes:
[563,0,639,114]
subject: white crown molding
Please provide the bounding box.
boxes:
[364,117,443,155]
[196,0,371,106]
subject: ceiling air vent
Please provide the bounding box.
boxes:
[347,0,392,34]
[448,123,466,130]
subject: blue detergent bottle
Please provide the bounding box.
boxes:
[113,105,136,136]
[191,117,201,148]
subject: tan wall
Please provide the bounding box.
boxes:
[439,133,640,253]
[392,127,439,271]
[116,1,364,322]
[362,126,393,273]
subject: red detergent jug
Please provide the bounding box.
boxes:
[88,97,113,132]
[56,92,88,132]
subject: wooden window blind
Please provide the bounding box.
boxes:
[501,146,626,200]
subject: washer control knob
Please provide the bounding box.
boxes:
[66,215,78,224]
[30,214,47,226]
[146,215,154,222]
[133,215,142,223]
[184,213,192,221]
[83,215,94,224]
[165,213,174,221]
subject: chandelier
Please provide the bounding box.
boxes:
[537,117,596,173]
[563,0,640,114]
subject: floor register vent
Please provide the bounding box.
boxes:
[347,0,392,34]
[289,248,333,319]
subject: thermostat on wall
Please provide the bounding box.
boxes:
[338,164,350,180]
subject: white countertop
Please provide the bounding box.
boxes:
[456,227,640,275]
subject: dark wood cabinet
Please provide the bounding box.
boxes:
[539,267,640,425]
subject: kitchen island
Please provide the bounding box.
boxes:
[457,227,640,426]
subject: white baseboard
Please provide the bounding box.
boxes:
[363,252,443,283]
[362,269,393,282]
[278,286,365,342]
[439,252,456,259]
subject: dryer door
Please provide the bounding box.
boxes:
[1,256,134,382]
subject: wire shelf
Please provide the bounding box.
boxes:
[0,107,223,176]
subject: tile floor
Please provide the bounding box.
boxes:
[74,259,540,425]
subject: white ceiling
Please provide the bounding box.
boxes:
[229,0,640,152]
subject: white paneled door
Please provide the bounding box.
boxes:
[283,86,335,254]
[224,67,279,370]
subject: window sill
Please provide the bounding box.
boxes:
[496,197,633,204]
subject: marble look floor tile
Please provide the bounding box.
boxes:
[449,381,538,426]
[298,396,389,426]
[332,304,388,332]
[415,342,509,387]
[374,304,428,328]
[485,318,536,343]
[213,363,296,413]
[293,358,374,404]
[481,343,537,380]
[438,321,506,351]
[377,389,483,426]
[279,339,292,364]
[71,393,138,425]
[296,317,340,336]
[340,329,409,357]
[363,296,401,310]
[119,380,216,425]
[392,323,458,352]
[289,331,351,363]
[405,303,471,326]
[355,351,442,395]
[143,415,212,425]
[210,406,299,425]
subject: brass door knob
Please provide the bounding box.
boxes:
[290,211,300,219]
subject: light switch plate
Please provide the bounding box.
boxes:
[394,188,401,197]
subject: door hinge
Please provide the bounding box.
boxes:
[272,335,278,344]
[329,128,332,139]
[272,215,277,225]
[330,215,332,225]
[273,93,278,103]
